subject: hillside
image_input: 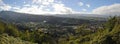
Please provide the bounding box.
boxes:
[0,11,120,44]
[0,16,120,44]
[0,11,106,26]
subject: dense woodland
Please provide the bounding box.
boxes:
[0,16,120,44]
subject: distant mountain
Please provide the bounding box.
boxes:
[0,11,106,25]
[53,14,108,20]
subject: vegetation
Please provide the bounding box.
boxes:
[0,16,120,44]
[0,34,37,44]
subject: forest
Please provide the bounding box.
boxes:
[0,16,120,44]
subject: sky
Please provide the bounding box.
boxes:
[0,0,120,15]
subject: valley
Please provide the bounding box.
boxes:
[0,11,119,44]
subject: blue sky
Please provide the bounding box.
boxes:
[0,0,120,15]
[63,0,120,11]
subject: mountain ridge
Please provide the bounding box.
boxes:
[0,11,106,25]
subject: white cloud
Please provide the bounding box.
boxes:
[23,4,31,7]
[15,3,73,14]
[92,3,120,15]
[0,0,5,6]
[12,0,74,14]
[0,0,90,14]
[82,9,87,11]
[52,3,73,14]
[13,7,20,10]
[0,0,2,2]
[86,4,90,7]
[23,1,26,4]
[78,2,84,6]
[0,0,12,10]
[0,5,12,10]
[15,5,43,14]
[32,0,54,5]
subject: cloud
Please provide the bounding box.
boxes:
[12,0,74,14]
[0,0,2,2]
[86,4,90,7]
[82,9,87,11]
[14,4,73,14]
[0,0,5,5]
[52,3,73,14]
[23,4,31,7]
[23,1,26,4]
[0,0,12,10]
[0,0,90,14]
[32,0,54,5]
[78,2,84,6]
[0,5,12,10]
[12,7,20,10]
[92,3,120,15]
[15,5,44,14]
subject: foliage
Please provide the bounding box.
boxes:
[0,16,120,44]
[0,33,37,44]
